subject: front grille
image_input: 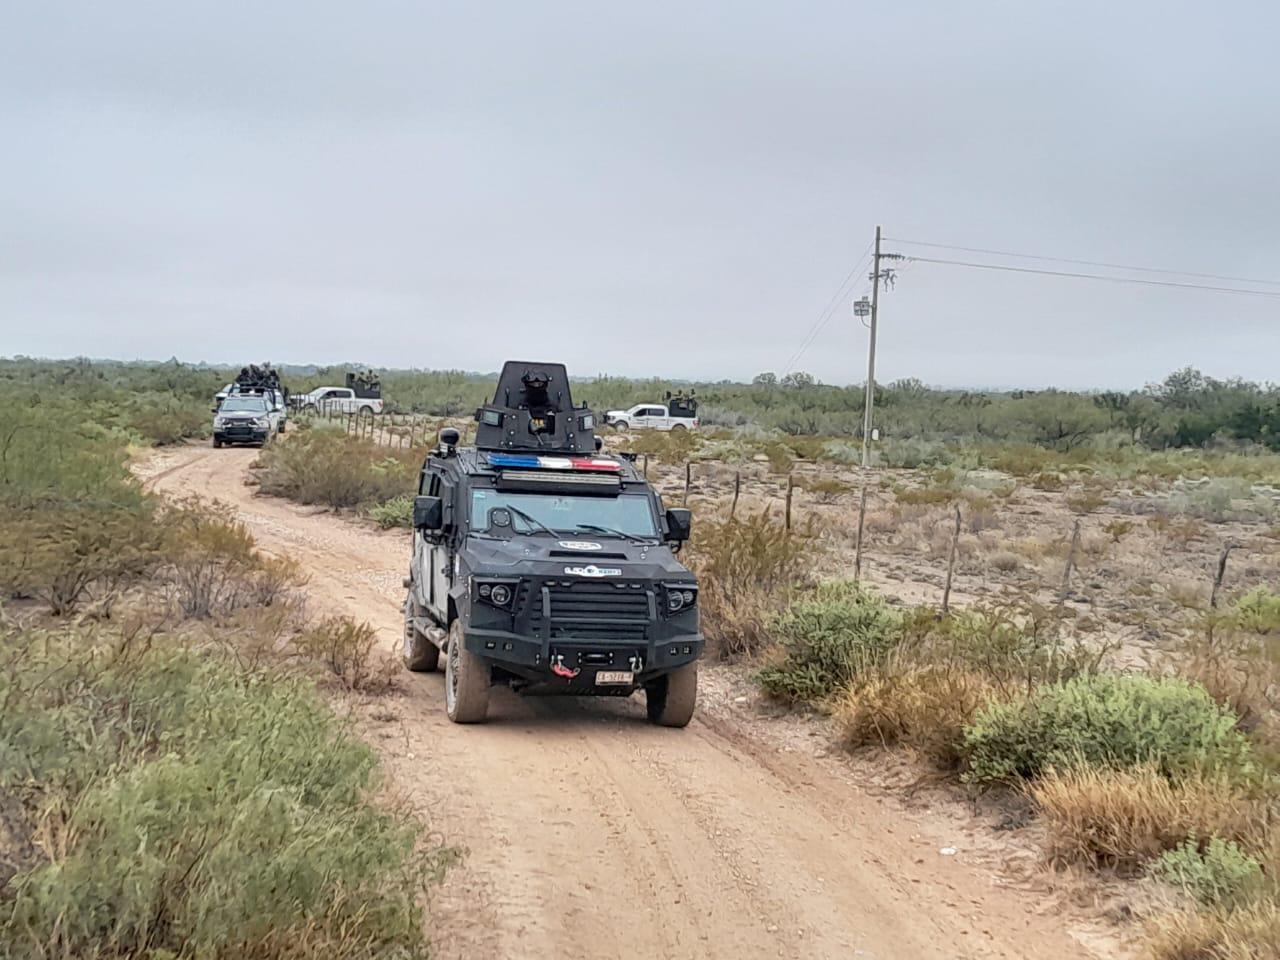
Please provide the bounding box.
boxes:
[519,580,653,643]
[549,582,650,619]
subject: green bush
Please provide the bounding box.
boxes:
[0,629,446,960]
[757,581,902,703]
[367,494,414,529]
[963,673,1253,785]
[256,428,418,509]
[1151,838,1264,906]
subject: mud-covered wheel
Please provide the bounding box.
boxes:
[445,618,490,723]
[212,438,223,448]
[670,423,687,432]
[611,420,629,432]
[402,590,439,672]
[646,662,698,727]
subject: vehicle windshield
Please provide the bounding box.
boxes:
[220,397,268,413]
[471,490,658,538]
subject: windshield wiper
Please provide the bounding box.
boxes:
[572,523,656,544]
[506,505,558,537]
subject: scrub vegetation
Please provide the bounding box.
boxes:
[0,370,449,959]
[8,356,1280,954]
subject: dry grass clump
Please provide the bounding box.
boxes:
[293,616,397,693]
[1030,765,1271,871]
[163,499,304,618]
[1146,901,1280,960]
[837,666,995,769]
[685,508,814,659]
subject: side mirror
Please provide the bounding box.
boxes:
[413,495,443,531]
[665,508,692,543]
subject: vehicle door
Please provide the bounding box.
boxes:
[631,405,654,429]
[417,470,453,622]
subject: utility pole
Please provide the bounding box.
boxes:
[860,225,882,468]
[854,225,900,580]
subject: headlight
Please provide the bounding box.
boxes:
[254,417,269,427]
[666,585,696,613]
[214,417,227,427]
[474,579,515,609]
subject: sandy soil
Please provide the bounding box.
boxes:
[138,443,1125,960]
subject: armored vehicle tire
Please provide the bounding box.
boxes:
[445,619,490,723]
[402,591,439,672]
[645,662,698,727]
[212,438,222,448]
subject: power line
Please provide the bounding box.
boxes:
[782,242,874,376]
[903,255,1280,300]
[887,237,1280,289]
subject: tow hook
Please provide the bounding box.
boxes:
[551,654,580,679]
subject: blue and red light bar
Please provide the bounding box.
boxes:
[486,453,621,473]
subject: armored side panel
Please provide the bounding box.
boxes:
[474,360,599,453]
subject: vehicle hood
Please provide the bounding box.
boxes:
[217,410,266,420]
[461,534,692,580]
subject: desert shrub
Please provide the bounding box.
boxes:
[1145,901,1280,960]
[878,437,949,469]
[800,476,851,502]
[621,427,700,464]
[163,501,303,618]
[756,581,901,703]
[685,509,813,659]
[1066,486,1110,515]
[893,484,956,506]
[1031,765,1272,870]
[256,428,418,509]
[0,627,447,960]
[1031,471,1066,491]
[0,405,168,614]
[964,674,1253,785]
[367,494,414,529]
[1233,588,1280,636]
[293,616,396,692]
[1104,518,1135,542]
[1153,838,1265,907]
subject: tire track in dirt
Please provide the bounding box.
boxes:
[138,444,1118,960]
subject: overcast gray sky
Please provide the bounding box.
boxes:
[2,1,1277,388]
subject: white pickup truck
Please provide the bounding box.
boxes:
[603,403,700,432]
[300,387,384,415]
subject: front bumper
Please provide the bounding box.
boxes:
[458,576,702,689]
[214,427,269,444]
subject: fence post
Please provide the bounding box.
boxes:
[785,473,794,531]
[643,454,649,479]
[1210,541,1239,609]
[854,468,871,581]
[1057,519,1082,607]
[730,471,741,520]
[683,462,691,506]
[941,504,962,613]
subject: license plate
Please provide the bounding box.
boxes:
[595,670,634,685]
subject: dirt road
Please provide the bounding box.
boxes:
[141,445,1118,960]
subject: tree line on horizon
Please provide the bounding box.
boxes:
[2,357,1278,452]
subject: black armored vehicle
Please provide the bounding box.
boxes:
[402,362,702,726]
